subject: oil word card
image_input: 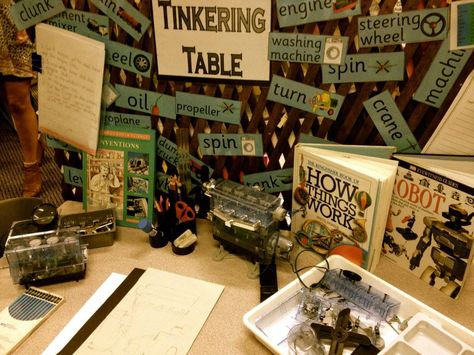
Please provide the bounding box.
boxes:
[414,36,473,108]
[176,91,241,125]
[243,168,293,193]
[358,7,449,47]
[364,90,421,154]
[267,75,344,120]
[90,0,150,41]
[10,0,65,30]
[276,0,361,27]
[322,52,405,83]
[268,33,348,65]
[198,133,263,156]
[46,9,109,39]
[115,84,176,119]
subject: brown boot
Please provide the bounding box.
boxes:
[23,162,41,197]
[37,134,46,166]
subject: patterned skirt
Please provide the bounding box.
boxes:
[0,3,35,78]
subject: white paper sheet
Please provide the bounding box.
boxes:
[423,70,474,155]
[42,273,127,355]
[74,268,224,355]
[36,23,105,155]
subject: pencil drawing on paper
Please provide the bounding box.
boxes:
[75,268,224,355]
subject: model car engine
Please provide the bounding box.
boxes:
[204,179,292,264]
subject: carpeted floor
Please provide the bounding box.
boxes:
[0,117,64,207]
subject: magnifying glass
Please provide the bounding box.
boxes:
[31,203,58,228]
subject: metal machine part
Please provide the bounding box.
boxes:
[205,179,293,301]
[204,179,292,263]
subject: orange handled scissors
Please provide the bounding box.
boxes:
[154,196,169,213]
[175,201,195,223]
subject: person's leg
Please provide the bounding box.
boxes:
[3,79,37,162]
[3,79,41,196]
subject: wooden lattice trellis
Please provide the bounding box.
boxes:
[57,0,474,208]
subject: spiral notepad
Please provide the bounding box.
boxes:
[0,287,64,354]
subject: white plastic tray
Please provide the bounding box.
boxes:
[379,313,474,355]
[243,255,474,354]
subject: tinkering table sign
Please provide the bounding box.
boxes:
[152,0,271,83]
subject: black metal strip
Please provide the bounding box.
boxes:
[57,268,146,355]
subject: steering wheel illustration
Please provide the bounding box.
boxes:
[420,13,446,37]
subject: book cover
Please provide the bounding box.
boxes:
[83,127,156,228]
[291,144,398,271]
[382,155,474,299]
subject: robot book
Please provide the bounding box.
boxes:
[383,155,474,299]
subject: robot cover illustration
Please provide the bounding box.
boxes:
[383,162,474,299]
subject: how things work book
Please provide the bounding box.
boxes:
[83,127,156,228]
[383,154,474,299]
[291,144,398,271]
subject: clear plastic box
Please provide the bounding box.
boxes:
[5,226,87,286]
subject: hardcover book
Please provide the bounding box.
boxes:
[83,127,156,228]
[382,154,474,299]
[291,144,398,271]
